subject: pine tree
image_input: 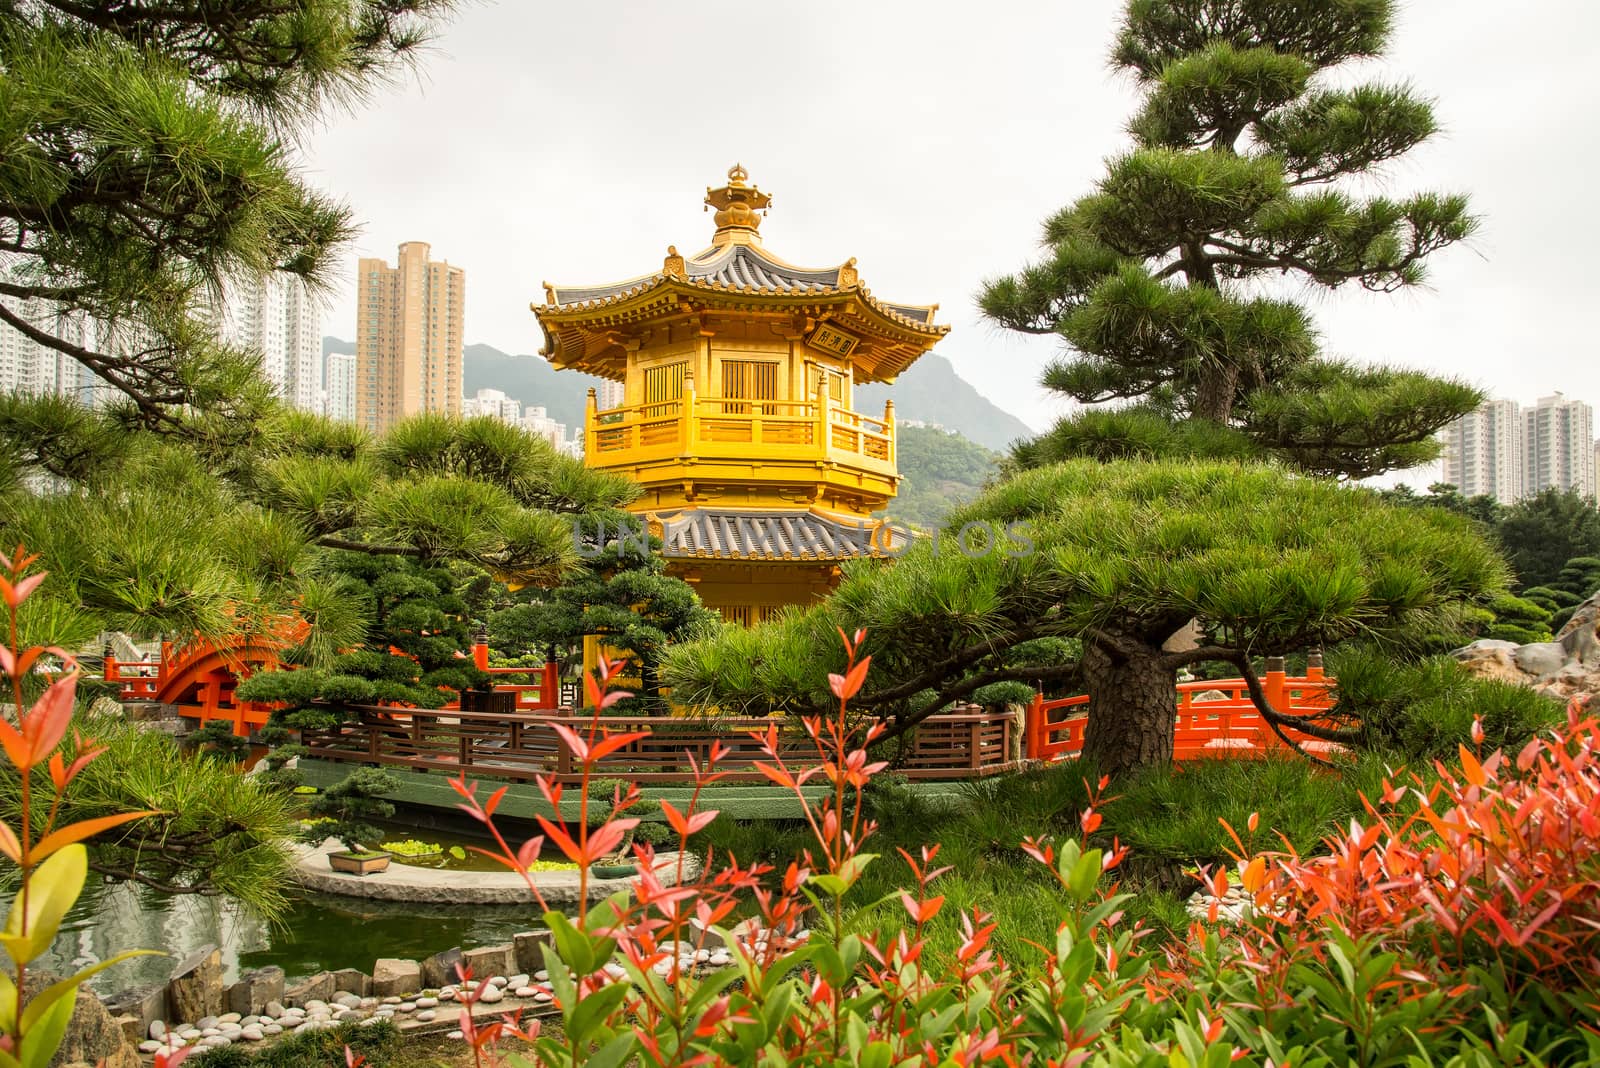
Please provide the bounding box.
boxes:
[489,522,718,713]
[664,460,1506,775]
[0,0,457,429]
[980,0,1480,479]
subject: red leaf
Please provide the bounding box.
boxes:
[1458,745,1487,787]
[551,723,589,762]
[658,800,718,839]
[484,786,507,818]
[32,811,159,862]
[20,673,77,768]
[516,836,545,870]
[598,689,634,709]
[588,730,651,762]
[0,819,19,864]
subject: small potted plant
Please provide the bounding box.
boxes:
[300,767,402,875]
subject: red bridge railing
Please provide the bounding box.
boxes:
[1025,662,1341,762]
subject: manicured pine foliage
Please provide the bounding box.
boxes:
[299,767,401,856]
[981,0,1480,479]
[489,523,718,713]
[664,459,1507,773]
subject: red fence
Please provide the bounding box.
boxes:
[105,631,560,735]
[1025,664,1340,762]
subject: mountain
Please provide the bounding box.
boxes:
[321,339,1034,450]
[879,425,1002,531]
[856,355,1035,453]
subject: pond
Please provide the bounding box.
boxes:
[38,816,557,994]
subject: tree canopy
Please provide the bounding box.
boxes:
[0,0,460,430]
[980,0,1479,479]
[663,459,1507,774]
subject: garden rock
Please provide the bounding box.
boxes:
[422,947,465,989]
[166,946,224,1024]
[461,943,515,981]
[332,967,372,996]
[512,930,551,974]
[284,970,335,1007]
[103,983,167,1037]
[22,971,141,1068]
[371,958,422,997]
[1454,588,1600,708]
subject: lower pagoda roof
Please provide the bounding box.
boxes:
[655,509,908,561]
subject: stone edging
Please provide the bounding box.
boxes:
[292,839,700,904]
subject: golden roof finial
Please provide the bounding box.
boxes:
[704,163,771,247]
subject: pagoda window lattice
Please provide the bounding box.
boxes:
[720,360,778,415]
[643,362,686,417]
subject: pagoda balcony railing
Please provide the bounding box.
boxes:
[586,394,895,476]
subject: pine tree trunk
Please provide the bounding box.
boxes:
[1193,363,1239,424]
[1079,639,1176,775]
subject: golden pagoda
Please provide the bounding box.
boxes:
[532,165,948,625]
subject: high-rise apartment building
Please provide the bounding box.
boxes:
[1439,398,1524,502]
[355,242,464,433]
[324,352,357,422]
[1523,392,1595,499]
[209,274,321,411]
[0,297,99,402]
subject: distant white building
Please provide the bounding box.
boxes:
[207,274,321,411]
[324,352,357,422]
[594,379,625,412]
[1439,393,1596,503]
[1439,398,1523,502]
[1523,393,1594,499]
[463,387,522,424]
[521,404,572,451]
[0,297,100,402]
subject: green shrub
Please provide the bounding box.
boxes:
[192,1019,401,1066]
[1329,646,1564,759]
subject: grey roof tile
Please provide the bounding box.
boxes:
[656,509,907,560]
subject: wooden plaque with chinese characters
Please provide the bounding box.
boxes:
[807,324,859,359]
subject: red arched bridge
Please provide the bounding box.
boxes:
[107,635,1341,782]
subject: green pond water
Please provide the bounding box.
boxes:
[39,819,555,994]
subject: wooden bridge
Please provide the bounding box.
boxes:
[297,705,1017,784]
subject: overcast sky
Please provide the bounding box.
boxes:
[301,0,1600,451]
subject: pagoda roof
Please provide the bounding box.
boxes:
[655,508,908,561]
[543,243,941,329]
[532,165,947,383]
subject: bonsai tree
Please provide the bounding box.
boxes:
[979,0,1480,479]
[300,767,401,856]
[490,517,718,713]
[663,460,1508,775]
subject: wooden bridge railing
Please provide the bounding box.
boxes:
[301,705,1017,784]
[1025,661,1340,763]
